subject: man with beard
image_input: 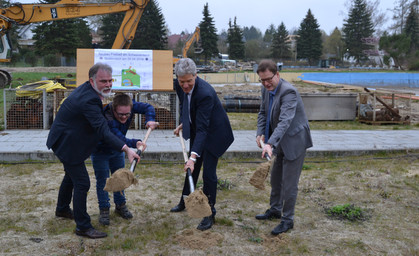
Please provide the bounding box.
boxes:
[47,63,140,239]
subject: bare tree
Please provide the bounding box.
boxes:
[389,0,412,33]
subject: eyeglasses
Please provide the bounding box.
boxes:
[258,73,276,83]
[116,112,131,117]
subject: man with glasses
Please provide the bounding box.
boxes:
[91,93,158,226]
[255,59,313,235]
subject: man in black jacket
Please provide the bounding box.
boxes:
[170,58,234,231]
[47,63,140,239]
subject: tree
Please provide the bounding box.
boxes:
[296,9,323,65]
[243,26,262,41]
[199,3,219,63]
[99,0,167,50]
[263,24,276,43]
[324,27,345,62]
[342,0,375,64]
[227,17,245,60]
[271,22,291,60]
[33,18,91,59]
[390,0,411,33]
[404,0,419,51]
[379,32,411,69]
[31,0,91,62]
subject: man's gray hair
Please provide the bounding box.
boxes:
[174,58,197,77]
[89,63,113,79]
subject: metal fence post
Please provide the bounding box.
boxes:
[3,89,7,129]
[43,89,48,129]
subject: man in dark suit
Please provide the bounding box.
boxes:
[170,58,234,231]
[255,59,313,235]
[47,63,140,239]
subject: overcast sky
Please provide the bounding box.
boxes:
[157,0,396,35]
[10,0,396,35]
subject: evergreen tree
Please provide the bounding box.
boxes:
[99,0,167,50]
[296,9,322,66]
[31,0,91,60]
[243,26,262,41]
[227,17,245,60]
[404,0,419,51]
[324,27,345,61]
[343,0,375,64]
[263,24,276,43]
[199,3,218,63]
[271,22,291,60]
[379,32,411,69]
[33,18,91,58]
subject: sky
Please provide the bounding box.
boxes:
[157,0,396,35]
[10,0,396,35]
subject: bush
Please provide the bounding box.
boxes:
[44,54,60,67]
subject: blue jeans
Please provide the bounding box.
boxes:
[91,150,126,210]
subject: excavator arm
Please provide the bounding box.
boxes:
[0,0,149,87]
[173,26,201,64]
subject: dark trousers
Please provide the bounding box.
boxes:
[56,161,92,231]
[179,150,218,216]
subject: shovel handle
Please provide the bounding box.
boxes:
[260,137,271,161]
[187,168,194,193]
[179,129,195,193]
[130,127,153,173]
[179,130,189,162]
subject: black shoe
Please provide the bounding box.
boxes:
[75,228,107,239]
[255,209,281,220]
[271,221,294,235]
[99,208,110,225]
[197,215,215,231]
[55,209,74,220]
[115,203,133,219]
[170,203,185,212]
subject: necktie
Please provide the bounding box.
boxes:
[265,93,274,143]
[182,93,190,140]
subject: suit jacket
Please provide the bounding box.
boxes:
[46,81,124,163]
[174,77,234,158]
[257,78,313,160]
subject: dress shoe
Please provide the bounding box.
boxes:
[170,203,185,212]
[271,221,294,235]
[55,209,74,220]
[197,215,215,231]
[75,228,107,239]
[115,203,133,219]
[255,209,281,220]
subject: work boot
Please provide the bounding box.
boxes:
[115,203,133,219]
[99,208,110,226]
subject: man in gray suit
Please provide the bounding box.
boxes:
[255,59,313,235]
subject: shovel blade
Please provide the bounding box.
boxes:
[104,169,138,192]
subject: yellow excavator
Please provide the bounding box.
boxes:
[173,26,202,64]
[0,0,150,88]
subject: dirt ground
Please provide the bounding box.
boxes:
[0,67,418,255]
[0,153,418,255]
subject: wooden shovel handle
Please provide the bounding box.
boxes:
[259,137,271,161]
[130,127,153,172]
[179,129,195,193]
[179,129,189,162]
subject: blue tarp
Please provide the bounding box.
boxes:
[298,73,419,88]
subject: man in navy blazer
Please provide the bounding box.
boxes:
[255,59,313,235]
[47,63,140,239]
[170,58,234,231]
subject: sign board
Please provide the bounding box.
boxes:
[76,49,173,91]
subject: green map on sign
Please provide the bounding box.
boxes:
[121,68,140,88]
